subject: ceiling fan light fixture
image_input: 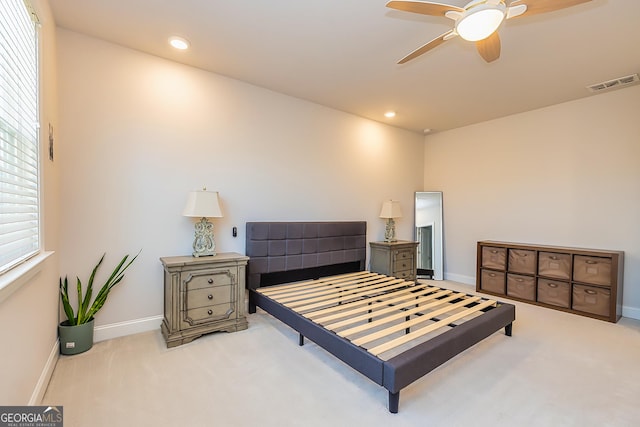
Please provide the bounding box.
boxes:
[456,4,505,42]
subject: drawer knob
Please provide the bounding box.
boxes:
[208,294,213,300]
[208,309,213,315]
[585,289,598,295]
[548,283,558,288]
[208,278,214,284]
[586,260,597,265]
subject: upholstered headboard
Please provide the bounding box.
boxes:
[245,221,367,291]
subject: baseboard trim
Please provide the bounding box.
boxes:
[443,272,475,285]
[622,305,640,320]
[29,339,59,405]
[94,315,163,343]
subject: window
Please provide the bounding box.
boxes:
[0,0,40,273]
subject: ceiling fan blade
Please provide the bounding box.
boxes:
[386,1,464,17]
[398,30,455,64]
[476,31,501,63]
[508,0,592,18]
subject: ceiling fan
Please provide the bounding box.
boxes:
[386,0,592,63]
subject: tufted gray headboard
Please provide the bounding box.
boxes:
[245,221,367,295]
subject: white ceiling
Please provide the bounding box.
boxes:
[48,0,640,134]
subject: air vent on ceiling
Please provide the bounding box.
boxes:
[587,74,640,93]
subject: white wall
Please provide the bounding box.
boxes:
[424,84,640,318]
[56,29,424,330]
[0,0,61,405]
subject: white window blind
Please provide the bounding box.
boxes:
[0,0,40,273]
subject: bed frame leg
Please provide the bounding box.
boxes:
[248,293,257,314]
[299,334,305,346]
[388,391,399,414]
[505,323,513,337]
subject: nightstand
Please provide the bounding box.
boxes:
[160,252,248,348]
[370,241,418,282]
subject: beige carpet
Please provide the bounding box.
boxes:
[42,280,640,427]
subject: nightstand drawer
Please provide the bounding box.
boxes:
[394,269,414,281]
[185,285,232,310]
[184,270,233,291]
[393,249,414,261]
[183,303,235,327]
[393,253,414,272]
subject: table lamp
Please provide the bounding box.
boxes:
[380,200,402,242]
[183,188,223,257]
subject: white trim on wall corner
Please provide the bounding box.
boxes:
[622,305,640,321]
[94,315,164,343]
[30,338,59,405]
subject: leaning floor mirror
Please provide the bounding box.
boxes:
[414,192,444,280]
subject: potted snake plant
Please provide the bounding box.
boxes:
[59,252,139,355]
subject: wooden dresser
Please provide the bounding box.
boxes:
[477,241,624,322]
[160,253,248,347]
[370,240,418,282]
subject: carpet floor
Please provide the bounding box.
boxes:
[42,280,640,427]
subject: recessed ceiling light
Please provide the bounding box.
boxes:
[384,111,396,118]
[169,36,190,50]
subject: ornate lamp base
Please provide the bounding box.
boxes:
[384,218,397,242]
[192,217,217,257]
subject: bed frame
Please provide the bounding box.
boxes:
[246,221,515,413]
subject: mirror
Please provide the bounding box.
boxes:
[414,192,443,280]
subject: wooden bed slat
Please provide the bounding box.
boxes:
[368,299,497,356]
[349,296,488,346]
[323,289,452,329]
[304,285,431,320]
[341,293,475,339]
[313,286,441,324]
[284,278,407,310]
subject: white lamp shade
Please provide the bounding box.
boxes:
[379,200,402,219]
[183,190,223,218]
[456,4,505,42]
